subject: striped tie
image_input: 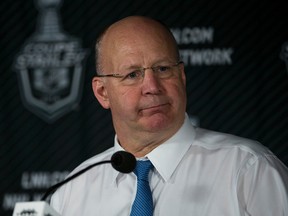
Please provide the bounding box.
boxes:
[130,160,154,216]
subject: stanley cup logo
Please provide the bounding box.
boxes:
[14,0,88,123]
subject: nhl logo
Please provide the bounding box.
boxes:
[14,0,88,123]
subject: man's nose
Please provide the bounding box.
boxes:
[141,69,162,95]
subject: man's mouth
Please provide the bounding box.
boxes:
[140,103,169,112]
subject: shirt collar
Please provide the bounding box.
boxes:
[147,114,195,182]
[111,113,196,184]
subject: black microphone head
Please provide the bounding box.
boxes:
[111,151,136,173]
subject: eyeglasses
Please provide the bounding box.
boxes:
[95,61,183,86]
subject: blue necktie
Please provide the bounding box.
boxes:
[130,160,154,216]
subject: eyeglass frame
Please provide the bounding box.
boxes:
[95,61,184,80]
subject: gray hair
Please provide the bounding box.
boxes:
[95,26,109,75]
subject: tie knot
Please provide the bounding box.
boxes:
[134,160,153,181]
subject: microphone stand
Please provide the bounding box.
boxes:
[41,160,111,201]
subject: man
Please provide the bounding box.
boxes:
[51,16,288,215]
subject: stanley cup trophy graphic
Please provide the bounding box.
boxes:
[14,0,88,123]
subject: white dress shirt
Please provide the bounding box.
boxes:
[51,115,288,216]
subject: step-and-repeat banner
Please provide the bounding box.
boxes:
[1,0,288,215]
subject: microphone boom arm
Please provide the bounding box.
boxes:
[41,160,111,201]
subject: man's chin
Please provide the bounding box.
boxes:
[141,113,172,130]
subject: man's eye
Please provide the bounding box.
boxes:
[156,66,171,72]
[125,70,142,79]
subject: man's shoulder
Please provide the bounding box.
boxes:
[193,127,273,157]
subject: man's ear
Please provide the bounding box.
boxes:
[92,77,110,109]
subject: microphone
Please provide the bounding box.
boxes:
[12,151,136,216]
[111,150,137,173]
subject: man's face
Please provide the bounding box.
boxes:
[94,21,187,138]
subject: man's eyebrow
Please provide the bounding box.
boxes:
[120,59,175,71]
[151,59,176,65]
[121,65,143,72]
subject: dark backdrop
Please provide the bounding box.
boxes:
[1,0,288,215]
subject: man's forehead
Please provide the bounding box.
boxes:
[98,16,179,68]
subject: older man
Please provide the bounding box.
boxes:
[51,16,288,216]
